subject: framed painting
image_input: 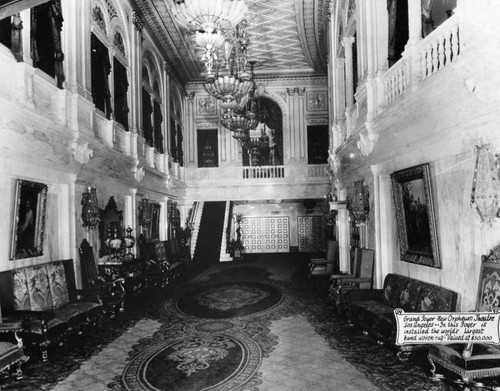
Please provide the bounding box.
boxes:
[391,163,441,268]
[150,203,161,241]
[10,179,48,260]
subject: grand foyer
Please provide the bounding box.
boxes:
[1,0,500,390]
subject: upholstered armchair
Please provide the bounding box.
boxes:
[0,308,29,380]
[328,247,374,314]
[309,240,339,277]
[428,242,500,389]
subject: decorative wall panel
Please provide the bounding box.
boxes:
[241,217,290,253]
[298,216,324,252]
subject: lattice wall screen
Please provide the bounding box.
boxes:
[240,216,290,253]
[298,216,324,252]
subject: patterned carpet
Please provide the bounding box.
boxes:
[1,255,499,390]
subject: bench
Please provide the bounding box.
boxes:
[0,260,102,361]
[348,273,459,359]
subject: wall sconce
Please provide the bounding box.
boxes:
[138,197,151,227]
[81,186,100,230]
[348,180,370,226]
[471,143,500,225]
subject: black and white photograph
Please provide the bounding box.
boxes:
[1,0,500,390]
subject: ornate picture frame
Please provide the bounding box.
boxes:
[10,179,48,260]
[391,163,441,268]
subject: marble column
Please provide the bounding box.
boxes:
[184,91,196,167]
[343,37,355,110]
[130,11,143,136]
[286,87,306,162]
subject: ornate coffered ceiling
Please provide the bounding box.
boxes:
[132,0,330,83]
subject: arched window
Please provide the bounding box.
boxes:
[142,55,163,152]
[90,1,129,128]
[31,0,65,88]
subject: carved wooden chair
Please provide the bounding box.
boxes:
[428,243,500,390]
[328,247,375,314]
[78,239,125,316]
[309,240,339,277]
[0,300,29,379]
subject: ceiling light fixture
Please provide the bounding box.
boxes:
[171,0,249,80]
[171,0,248,33]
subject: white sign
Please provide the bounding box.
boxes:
[394,309,500,345]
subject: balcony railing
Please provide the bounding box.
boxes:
[380,15,461,107]
[418,17,460,81]
[242,166,285,179]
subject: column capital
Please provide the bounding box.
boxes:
[132,11,144,32]
[184,91,195,101]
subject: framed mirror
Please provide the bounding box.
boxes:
[10,179,48,260]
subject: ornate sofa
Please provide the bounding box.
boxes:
[347,273,459,359]
[0,260,102,361]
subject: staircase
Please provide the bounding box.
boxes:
[193,201,226,264]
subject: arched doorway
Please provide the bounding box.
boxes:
[242,97,283,166]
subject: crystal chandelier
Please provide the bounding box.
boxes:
[203,20,252,99]
[171,0,248,33]
[171,0,249,79]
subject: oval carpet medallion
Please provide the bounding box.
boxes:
[122,333,261,391]
[172,281,286,319]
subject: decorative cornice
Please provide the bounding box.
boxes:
[287,87,306,96]
[356,121,379,156]
[73,142,93,164]
[165,174,174,189]
[195,120,219,129]
[134,164,145,182]
[306,117,329,125]
[184,91,195,101]
[328,150,341,177]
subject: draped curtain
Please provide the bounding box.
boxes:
[31,0,65,88]
[421,0,434,37]
[153,100,164,153]
[142,88,153,146]
[387,0,398,67]
[113,58,129,130]
[91,34,112,118]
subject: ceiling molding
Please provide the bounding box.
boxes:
[134,0,329,83]
[0,0,49,19]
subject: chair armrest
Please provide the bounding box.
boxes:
[0,321,23,332]
[348,288,383,303]
[339,277,372,285]
[330,273,355,280]
[311,259,333,265]
[2,310,54,322]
